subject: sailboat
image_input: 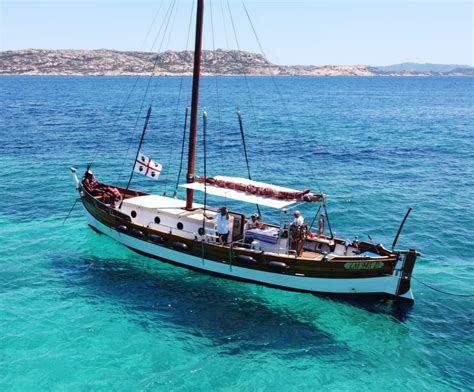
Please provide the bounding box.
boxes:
[71,0,419,302]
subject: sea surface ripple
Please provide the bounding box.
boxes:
[0,76,473,391]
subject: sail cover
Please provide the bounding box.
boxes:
[179,176,321,209]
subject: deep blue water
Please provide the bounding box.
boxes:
[1,75,473,391]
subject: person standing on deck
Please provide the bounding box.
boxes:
[214,207,230,244]
[291,210,304,227]
[290,210,306,256]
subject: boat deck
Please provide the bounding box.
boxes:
[86,186,386,261]
[301,250,324,259]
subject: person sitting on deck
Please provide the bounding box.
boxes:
[244,213,261,243]
[245,213,261,231]
[83,170,102,196]
[102,187,122,207]
[83,169,121,207]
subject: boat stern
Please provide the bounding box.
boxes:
[394,249,418,301]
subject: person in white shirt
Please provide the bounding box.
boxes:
[214,207,230,244]
[291,210,304,227]
[290,210,306,256]
[244,213,261,243]
[245,213,261,231]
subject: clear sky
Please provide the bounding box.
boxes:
[1,0,473,66]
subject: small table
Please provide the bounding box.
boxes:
[245,227,280,244]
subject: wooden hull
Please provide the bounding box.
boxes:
[79,187,416,301]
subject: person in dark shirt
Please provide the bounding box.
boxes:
[83,169,121,206]
[83,170,102,196]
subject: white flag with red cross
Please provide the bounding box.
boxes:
[134,153,162,180]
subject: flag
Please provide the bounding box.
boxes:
[134,154,162,180]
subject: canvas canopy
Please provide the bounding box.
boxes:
[179,176,320,209]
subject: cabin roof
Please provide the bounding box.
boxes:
[122,194,204,212]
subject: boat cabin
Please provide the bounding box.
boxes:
[120,194,245,243]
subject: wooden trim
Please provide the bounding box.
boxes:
[80,186,400,280]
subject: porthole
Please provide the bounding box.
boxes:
[198,227,205,236]
[154,216,161,224]
[131,210,137,218]
[177,222,184,230]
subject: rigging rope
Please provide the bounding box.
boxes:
[117,0,177,183]
[322,201,334,238]
[241,0,289,114]
[164,0,181,53]
[241,0,326,200]
[242,1,328,192]
[236,110,261,217]
[119,105,153,209]
[142,2,167,51]
[63,197,79,225]
[219,0,231,49]
[309,205,322,232]
[162,0,196,195]
[412,276,474,297]
[209,0,225,167]
[148,0,180,100]
[226,0,261,143]
[89,1,166,171]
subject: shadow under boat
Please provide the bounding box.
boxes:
[86,225,414,321]
[51,254,352,358]
[317,294,414,322]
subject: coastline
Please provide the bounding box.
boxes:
[1,73,471,77]
[2,49,472,77]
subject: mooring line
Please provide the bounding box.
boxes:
[413,276,474,297]
[63,198,79,225]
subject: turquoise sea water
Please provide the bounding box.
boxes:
[1,76,473,391]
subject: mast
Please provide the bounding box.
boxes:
[185,0,204,210]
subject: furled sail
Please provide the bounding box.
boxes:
[179,176,323,209]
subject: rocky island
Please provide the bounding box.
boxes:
[1,49,473,76]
